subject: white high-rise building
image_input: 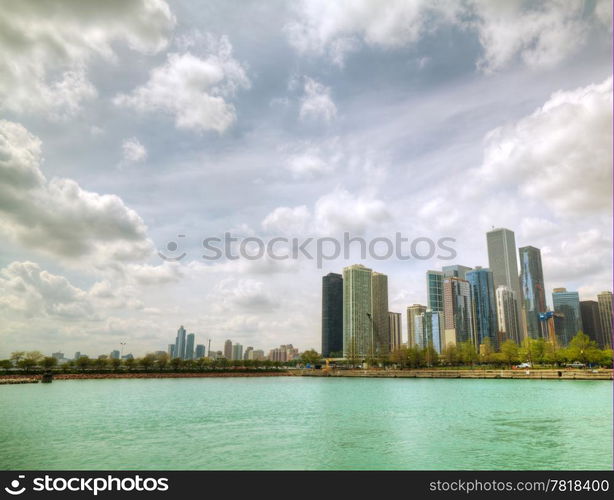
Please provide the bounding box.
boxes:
[343,264,373,358]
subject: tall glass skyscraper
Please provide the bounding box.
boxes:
[174,325,186,360]
[466,267,498,349]
[443,277,474,346]
[580,300,604,347]
[343,264,373,358]
[321,272,343,357]
[407,304,427,347]
[426,270,444,313]
[487,228,524,339]
[552,288,582,346]
[414,310,443,353]
[519,246,547,339]
[371,272,390,355]
[185,333,195,360]
[496,286,521,344]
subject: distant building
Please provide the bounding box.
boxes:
[442,265,472,280]
[322,272,343,357]
[496,286,521,345]
[122,353,134,360]
[224,340,233,360]
[388,312,402,352]
[232,343,243,361]
[443,277,474,347]
[552,288,582,346]
[154,351,166,357]
[407,304,427,348]
[195,344,206,359]
[343,264,373,358]
[110,350,120,360]
[244,346,254,360]
[519,246,547,339]
[185,333,195,360]
[268,344,299,362]
[52,352,64,361]
[167,344,175,358]
[597,291,612,348]
[252,349,265,361]
[466,267,498,349]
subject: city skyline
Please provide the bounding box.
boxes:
[0,1,611,358]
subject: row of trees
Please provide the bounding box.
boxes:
[384,333,612,369]
[2,349,323,373]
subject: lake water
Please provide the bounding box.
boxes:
[0,377,611,470]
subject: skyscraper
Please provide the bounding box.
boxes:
[519,246,547,339]
[597,291,612,348]
[466,267,498,348]
[580,301,604,347]
[232,343,243,361]
[343,264,373,359]
[175,326,186,360]
[426,270,444,313]
[371,272,390,355]
[442,265,472,280]
[388,312,402,352]
[552,288,582,346]
[407,304,427,348]
[414,310,443,353]
[487,228,523,339]
[167,344,175,358]
[185,333,195,360]
[224,339,233,359]
[496,286,521,344]
[322,272,343,357]
[244,346,254,360]
[443,277,474,347]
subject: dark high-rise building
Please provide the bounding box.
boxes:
[371,272,390,355]
[552,288,582,346]
[466,267,498,349]
[580,300,604,347]
[322,272,343,357]
[597,291,612,348]
[185,333,195,360]
[519,246,547,339]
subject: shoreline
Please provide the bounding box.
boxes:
[0,368,612,383]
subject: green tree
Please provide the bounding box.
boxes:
[170,357,183,372]
[300,349,320,366]
[0,359,12,371]
[480,338,494,364]
[75,356,91,372]
[19,351,44,372]
[140,354,156,371]
[565,332,600,366]
[500,340,520,368]
[389,347,409,369]
[155,352,169,371]
[124,357,136,371]
[407,346,424,368]
[542,341,563,366]
[110,358,122,371]
[441,343,458,366]
[94,356,109,371]
[41,357,58,369]
[423,344,439,367]
[458,342,478,366]
[10,351,26,365]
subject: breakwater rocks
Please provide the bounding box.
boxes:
[0,371,293,383]
[299,369,613,380]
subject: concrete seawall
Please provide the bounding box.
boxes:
[298,369,613,380]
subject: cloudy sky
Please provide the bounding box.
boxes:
[0,0,611,358]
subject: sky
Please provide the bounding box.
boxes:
[0,0,611,358]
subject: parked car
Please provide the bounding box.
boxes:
[516,362,532,369]
[566,361,586,368]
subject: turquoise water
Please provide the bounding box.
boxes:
[0,377,611,470]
